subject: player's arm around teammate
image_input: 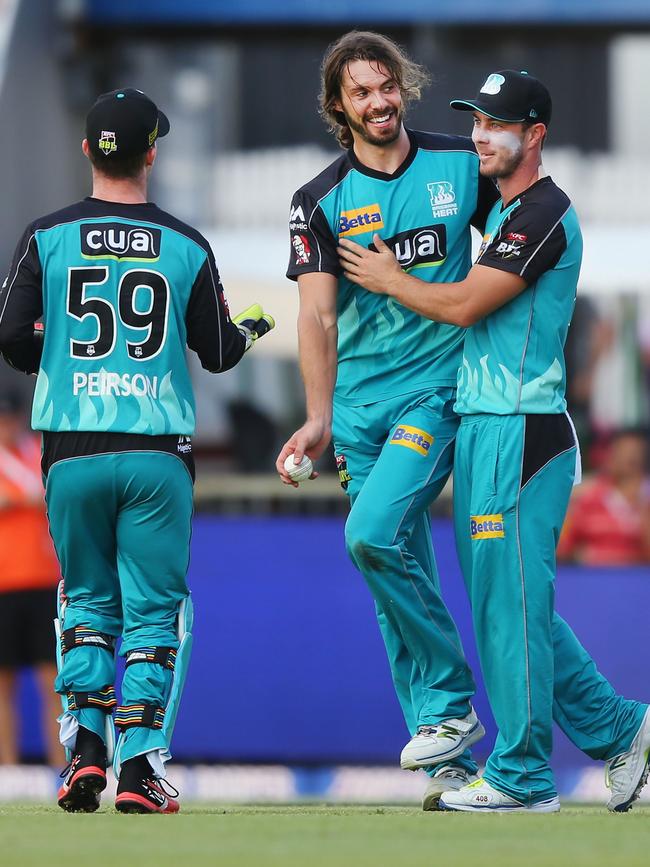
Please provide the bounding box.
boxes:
[339,235,525,327]
[341,69,650,815]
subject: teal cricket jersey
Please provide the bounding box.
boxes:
[286,130,498,406]
[0,198,244,436]
[455,176,583,416]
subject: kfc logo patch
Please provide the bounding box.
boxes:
[292,234,311,265]
[506,232,527,242]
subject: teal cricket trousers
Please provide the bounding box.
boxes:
[45,451,194,771]
[453,413,647,805]
[334,388,478,774]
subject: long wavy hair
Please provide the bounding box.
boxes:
[319,31,430,149]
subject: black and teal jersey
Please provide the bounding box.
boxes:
[286,129,498,406]
[455,176,582,416]
[0,198,245,435]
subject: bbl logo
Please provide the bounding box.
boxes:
[98,130,117,155]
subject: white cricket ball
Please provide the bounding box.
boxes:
[284,454,313,482]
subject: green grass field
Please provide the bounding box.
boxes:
[1,804,649,867]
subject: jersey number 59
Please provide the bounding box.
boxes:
[66,266,169,361]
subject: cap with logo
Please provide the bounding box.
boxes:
[450,70,552,127]
[86,88,170,159]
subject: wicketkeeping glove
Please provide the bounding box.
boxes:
[233,303,275,352]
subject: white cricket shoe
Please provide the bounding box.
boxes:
[400,707,485,769]
[422,765,478,811]
[605,707,650,812]
[439,778,560,813]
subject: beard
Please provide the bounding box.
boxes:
[478,135,525,179]
[343,104,403,147]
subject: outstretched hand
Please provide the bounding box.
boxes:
[338,234,402,294]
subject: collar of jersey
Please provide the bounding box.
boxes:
[347,128,418,182]
[500,175,553,212]
[85,197,158,208]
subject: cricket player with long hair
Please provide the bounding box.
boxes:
[339,69,650,813]
[276,31,501,809]
[0,88,274,813]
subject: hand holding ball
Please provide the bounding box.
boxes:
[284,454,313,482]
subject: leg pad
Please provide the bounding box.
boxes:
[67,686,117,712]
[115,704,165,730]
[125,647,176,671]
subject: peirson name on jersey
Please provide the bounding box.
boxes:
[371,224,447,270]
[81,222,161,261]
[73,371,158,397]
[339,204,384,237]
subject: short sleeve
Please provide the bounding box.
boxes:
[477,201,568,285]
[286,189,340,281]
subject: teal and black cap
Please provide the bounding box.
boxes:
[450,70,552,127]
[86,88,170,159]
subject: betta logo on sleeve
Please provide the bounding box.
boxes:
[390,425,433,456]
[470,514,505,539]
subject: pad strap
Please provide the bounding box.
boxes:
[67,686,117,712]
[124,646,177,671]
[115,703,165,730]
[61,626,116,655]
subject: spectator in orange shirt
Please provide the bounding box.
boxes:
[0,391,63,765]
[558,428,650,566]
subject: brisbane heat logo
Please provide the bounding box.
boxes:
[81,223,161,261]
[427,181,458,219]
[371,224,447,270]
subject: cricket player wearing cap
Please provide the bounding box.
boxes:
[0,88,274,813]
[339,69,650,813]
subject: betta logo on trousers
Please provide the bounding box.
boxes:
[390,425,433,456]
